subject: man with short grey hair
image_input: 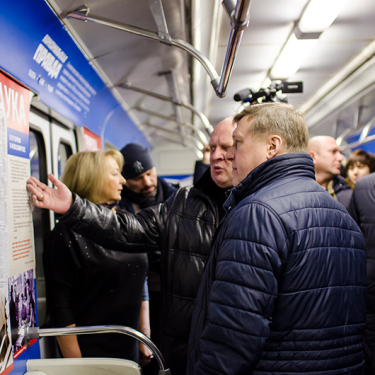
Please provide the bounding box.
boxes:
[187,102,366,375]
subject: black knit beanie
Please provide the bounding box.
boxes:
[120,143,154,179]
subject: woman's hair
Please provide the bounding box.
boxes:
[61,150,124,204]
[345,149,375,173]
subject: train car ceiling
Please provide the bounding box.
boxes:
[2,0,375,160]
[207,0,375,150]
[46,0,375,154]
[0,0,151,150]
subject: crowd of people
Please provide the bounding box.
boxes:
[26,102,375,375]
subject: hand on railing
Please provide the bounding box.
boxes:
[139,342,154,367]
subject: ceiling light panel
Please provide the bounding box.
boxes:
[299,0,349,33]
[270,33,318,79]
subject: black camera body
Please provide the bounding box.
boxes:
[234,81,303,104]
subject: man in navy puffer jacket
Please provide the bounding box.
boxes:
[187,102,367,375]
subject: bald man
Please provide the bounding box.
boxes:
[308,136,352,209]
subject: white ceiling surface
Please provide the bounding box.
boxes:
[48,0,375,151]
[49,0,194,149]
[208,0,375,130]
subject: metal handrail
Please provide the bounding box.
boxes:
[25,325,171,374]
[133,106,208,143]
[336,128,353,146]
[143,122,204,149]
[340,134,375,152]
[359,115,375,143]
[217,0,252,96]
[119,82,213,135]
[64,1,252,98]
[65,6,219,91]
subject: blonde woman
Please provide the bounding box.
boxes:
[44,150,151,365]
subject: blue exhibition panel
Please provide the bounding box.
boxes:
[0,0,150,149]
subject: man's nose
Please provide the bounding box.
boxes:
[143,176,152,186]
[212,148,224,160]
[226,146,234,161]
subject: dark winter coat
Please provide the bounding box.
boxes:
[331,175,353,209]
[58,169,228,374]
[119,176,177,297]
[188,153,366,375]
[349,173,375,375]
[44,213,148,360]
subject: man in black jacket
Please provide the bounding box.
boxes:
[349,172,375,375]
[27,117,235,375]
[308,135,352,209]
[118,143,177,364]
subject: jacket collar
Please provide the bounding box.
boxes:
[331,175,351,193]
[224,153,316,212]
[195,167,231,220]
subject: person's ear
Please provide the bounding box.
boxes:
[266,135,282,159]
[308,150,317,164]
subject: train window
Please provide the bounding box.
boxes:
[57,142,73,179]
[29,130,49,328]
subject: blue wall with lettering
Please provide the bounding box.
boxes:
[0,0,150,149]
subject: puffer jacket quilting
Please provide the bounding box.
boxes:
[188,153,366,375]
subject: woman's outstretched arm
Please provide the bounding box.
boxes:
[27,174,73,214]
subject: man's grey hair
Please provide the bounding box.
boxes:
[233,102,309,153]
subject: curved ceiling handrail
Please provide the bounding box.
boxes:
[338,115,375,151]
[340,134,375,152]
[359,115,375,143]
[64,0,252,98]
[133,106,208,143]
[119,82,213,135]
[336,128,353,146]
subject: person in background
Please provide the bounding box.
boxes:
[308,135,352,209]
[119,143,177,214]
[187,103,366,374]
[43,150,151,365]
[193,143,210,184]
[193,118,234,184]
[26,117,235,375]
[349,172,375,375]
[345,149,375,188]
[119,143,177,360]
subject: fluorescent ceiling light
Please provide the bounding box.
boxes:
[299,0,349,32]
[270,33,318,79]
[269,0,348,80]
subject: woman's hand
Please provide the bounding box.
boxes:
[27,174,73,214]
[139,342,153,367]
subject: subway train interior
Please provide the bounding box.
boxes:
[1,0,375,373]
